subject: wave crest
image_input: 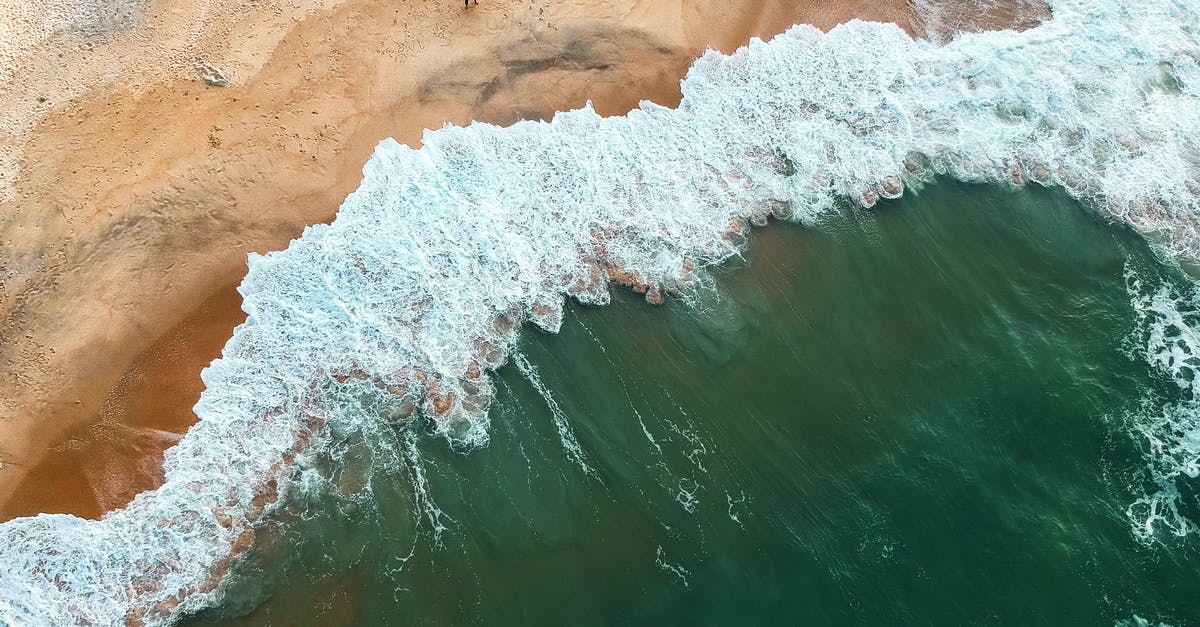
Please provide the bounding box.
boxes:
[6,0,1200,623]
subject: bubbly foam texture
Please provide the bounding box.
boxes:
[1125,269,1200,540]
[6,0,1200,622]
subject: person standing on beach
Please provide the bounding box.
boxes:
[465,0,477,6]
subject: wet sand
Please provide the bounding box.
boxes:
[1,283,243,518]
[0,0,1045,521]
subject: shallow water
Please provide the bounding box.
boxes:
[15,0,1200,619]
[183,182,1200,625]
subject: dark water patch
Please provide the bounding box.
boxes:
[187,182,1200,626]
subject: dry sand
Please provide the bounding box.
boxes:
[0,0,1046,522]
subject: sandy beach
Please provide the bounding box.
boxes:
[0,0,1046,522]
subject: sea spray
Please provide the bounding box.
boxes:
[5,0,1200,623]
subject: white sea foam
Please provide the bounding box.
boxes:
[5,0,1200,622]
[1125,269,1200,540]
[513,353,594,475]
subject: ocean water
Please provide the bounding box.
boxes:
[8,0,1200,623]
[174,182,1200,625]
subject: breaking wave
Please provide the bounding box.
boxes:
[5,0,1200,623]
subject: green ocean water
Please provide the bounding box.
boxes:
[188,182,1200,625]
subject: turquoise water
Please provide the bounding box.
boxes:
[16,2,1200,620]
[185,183,1200,625]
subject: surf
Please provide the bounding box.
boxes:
[5,0,1200,623]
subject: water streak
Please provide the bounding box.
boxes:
[5,0,1200,622]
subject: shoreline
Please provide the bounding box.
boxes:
[0,0,1047,523]
[0,0,924,522]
